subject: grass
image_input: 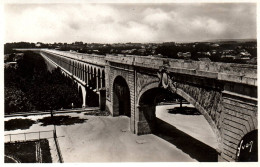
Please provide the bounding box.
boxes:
[40,139,52,163]
[5,139,52,163]
[38,115,87,126]
[5,119,36,131]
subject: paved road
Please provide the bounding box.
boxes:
[56,114,196,162]
[5,105,218,162]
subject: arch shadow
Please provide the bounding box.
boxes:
[154,118,218,162]
[138,85,220,162]
[112,76,131,117]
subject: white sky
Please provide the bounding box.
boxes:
[4,2,257,43]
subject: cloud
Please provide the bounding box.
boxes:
[143,8,173,30]
[4,3,256,43]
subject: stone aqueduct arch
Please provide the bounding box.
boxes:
[40,50,106,108]
[108,68,257,162]
[108,69,222,142]
[18,49,257,162]
[105,55,257,162]
[136,78,222,146]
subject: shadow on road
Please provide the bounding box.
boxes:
[153,118,218,162]
[5,119,36,131]
[167,107,201,115]
[38,115,87,126]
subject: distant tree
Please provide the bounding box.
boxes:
[4,42,36,54]
[4,54,16,62]
[155,45,179,59]
[247,48,257,58]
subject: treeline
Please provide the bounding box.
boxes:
[4,42,36,54]
[4,51,82,114]
[5,41,257,64]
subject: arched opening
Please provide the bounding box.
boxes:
[71,61,75,75]
[81,64,84,80]
[85,87,99,107]
[80,63,83,80]
[97,69,101,89]
[113,76,131,117]
[236,130,258,162]
[77,85,83,108]
[77,62,80,78]
[80,63,82,80]
[76,62,78,77]
[90,67,93,88]
[138,87,219,162]
[87,66,90,85]
[102,70,105,87]
[78,63,81,79]
[66,58,69,71]
[79,63,81,79]
[93,68,97,90]
[69,60,71,72]
[84,65,87,82]
[74,62,77,76]
[83,65,86,82]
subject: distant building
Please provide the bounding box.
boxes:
[211,50,217,54]
[93,50,100,53]
[211,44,220,47]
[221,54,237,59]
[137,49,146,54]
[222,50,233,54]
[239,51,251,57]
[5,62,17,68]
[198,58,211,62]
[153,54,163,58]
[198,52,211,56]
[177,52,191,59]
[74,41,84,45]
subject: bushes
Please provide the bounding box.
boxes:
[5,87,33,114]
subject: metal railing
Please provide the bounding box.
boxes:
[5,130,54,142]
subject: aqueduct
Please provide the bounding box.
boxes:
[16,48,257,162]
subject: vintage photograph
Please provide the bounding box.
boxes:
[3,1,257,163]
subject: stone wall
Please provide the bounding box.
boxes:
[106,61,136,133]
[220,91,257,161]
[134,66,257,161]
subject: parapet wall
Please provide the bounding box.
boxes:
[15,49,257,86]
[106,54,257,86]
[42,49,106,67]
